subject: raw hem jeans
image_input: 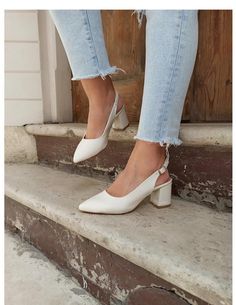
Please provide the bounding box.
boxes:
[49,10,199,146]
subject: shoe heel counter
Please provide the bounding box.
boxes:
[150,180,172,208]
[112,106,129,130]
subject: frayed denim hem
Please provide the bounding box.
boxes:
[71,66,126,81]
[133,135,183,147]
[132,10,145,28]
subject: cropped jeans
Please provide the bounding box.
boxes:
[49,10,199,146]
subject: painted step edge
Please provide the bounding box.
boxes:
[5,198,209,305]
[34,135,232,211]
[5,163,232,305]
[25,122,232,147]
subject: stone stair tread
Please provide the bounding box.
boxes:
[5,163,232,305]
[25,122,232,146]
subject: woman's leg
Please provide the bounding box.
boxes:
[50,10,198,197]
[49,10,124,138]
[107,10,198,196]
[135,10,199,144]
[80,77,119,139]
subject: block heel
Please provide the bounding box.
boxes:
[112,105,129,130]
[150,179,172,208]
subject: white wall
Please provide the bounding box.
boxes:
[5,10,44,126]
[38,10,73,124]
[5,10,73,126]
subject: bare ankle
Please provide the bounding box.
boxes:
[132,140,166,167]
[81,76,115,105]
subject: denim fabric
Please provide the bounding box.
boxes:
[49,10,122,80]
[49,10,198,146]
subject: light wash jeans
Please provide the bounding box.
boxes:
[49,10,198,146]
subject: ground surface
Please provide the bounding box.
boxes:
[5,230,101,305]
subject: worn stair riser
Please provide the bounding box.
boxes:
[5,196,210,305]
[35,135,232,211]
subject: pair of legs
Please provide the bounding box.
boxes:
[49,10,198,197]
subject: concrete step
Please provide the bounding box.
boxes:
[5,230,101,305]
[25,122,232,146]
[24,123,232,211]
[5,163,231,305]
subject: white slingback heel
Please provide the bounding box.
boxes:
[78,144,172,214]
[73,92,129,163]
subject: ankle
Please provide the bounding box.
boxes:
[133,140,166,166]
[126,141,169,178]
[88,77,115,105]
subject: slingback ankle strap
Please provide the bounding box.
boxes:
[157,144,170,175]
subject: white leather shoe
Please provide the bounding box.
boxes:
[73,92,129,163]
[78,145,172,214]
